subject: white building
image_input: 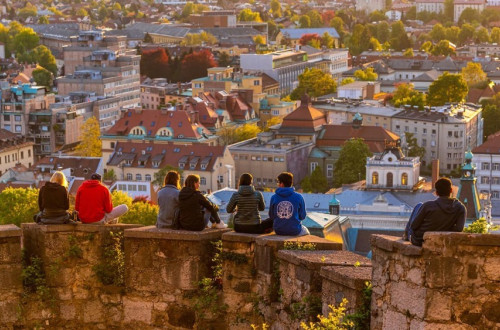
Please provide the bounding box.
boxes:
[473,132,500,201]
[356,0,385,13]
[416,0,445,14]
[366,142,421,190]
[454,0,486,22]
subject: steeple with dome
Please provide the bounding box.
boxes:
[329,194,340,215]
[457,150,481,220]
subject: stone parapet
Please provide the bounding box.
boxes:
[371,233,500,329]
[0,225,22,327]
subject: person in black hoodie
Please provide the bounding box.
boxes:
[38,171,72,221]
[227,173,271,234]
[406,177,466,246]
[178,174,227,231]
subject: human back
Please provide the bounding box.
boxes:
[227,173,265,226]
[157,170,181,228]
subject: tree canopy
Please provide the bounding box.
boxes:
[427,72,468,106]
[391,83,426,110]
[334,138,372,187]
[405,132,426,160]
[461,62,487,87]
[0,187,38,226]
[290,68,337,100]
[75,116,102,157]
[354,67,378,81]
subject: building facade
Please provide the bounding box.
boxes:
[0,129,34,176]
[416,0,445,14]
[473,132,500,201]
[454,0,486,22]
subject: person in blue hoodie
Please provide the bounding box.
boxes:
[269,172,309,236]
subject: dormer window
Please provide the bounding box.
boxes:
[190,163,196,169]
[201,164,207,170]
[152,161,160,168]
[179,162,185,168]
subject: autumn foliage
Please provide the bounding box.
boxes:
[299,33,322,46]
[180,49,217,82]
[140,48,169,79]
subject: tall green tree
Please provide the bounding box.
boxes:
[461,62,487,87]
[310,166,328,193]
[301,175,312,193]
[0,187,38,226]
[334,138,372,187]
[405,132,426,160]
[306,10,323,28]
[270,0,282,18]
[427,72,468,106]
[75,116,102,157]
[290,68,337,100]
[32,67,52,88]
[33,45,57,75]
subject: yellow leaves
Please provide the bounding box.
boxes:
[75,117,102,157]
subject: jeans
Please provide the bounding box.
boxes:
[234,218,274,234]
[404,202,423,241]
[92,204,129,224]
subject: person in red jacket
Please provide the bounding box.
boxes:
[75,173,128,224]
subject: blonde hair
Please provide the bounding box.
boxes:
[50,171,68,188]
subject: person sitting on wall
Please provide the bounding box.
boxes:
[404,177,466,247]
[178,174,227,231]
[269,172,309,236]
[227,173,272,234]
[36,171,77,224]
[156,170,181,229]
[75,173,128,224]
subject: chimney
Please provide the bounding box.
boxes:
[431,159,439,189]
[366,83,375,100]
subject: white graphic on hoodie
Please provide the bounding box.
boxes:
[277,201,293,219]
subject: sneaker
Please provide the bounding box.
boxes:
[213,222,228,229]
[106,218,119,225]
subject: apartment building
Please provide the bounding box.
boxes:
[240,47,348,96]
[141,78,189,110]
[356,0,385,12]
[415,0,445,14]
[0,129,34,176]
[472,132,500,201]
[57,30,140,114]
[105,141,234,193]
[454,0,485,22]
[392,104,483,172]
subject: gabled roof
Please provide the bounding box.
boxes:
[104,109,213,141]
[34,156,101,179]
[280,94,326,130]
[107,141,226,172]
[316,124,400,153]
[472,132,500,154]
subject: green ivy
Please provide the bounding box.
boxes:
[290,295,322,321]
[221,251,248,264]
[93,231,125,286]
[463,218,499,234]
[283,241,317,251]
[345,281,372,330]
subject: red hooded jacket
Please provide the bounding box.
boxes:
[75,180,113,223]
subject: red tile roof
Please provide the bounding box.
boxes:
[108,141,226,172]
[281,95,327,129]
[467,85,500,104]
[34,156,101,179]
[106,109,213,140]
[317,124,400,153]
[472,132,500,154]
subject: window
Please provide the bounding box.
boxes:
[327,164,333,178]
[404,126,409,132]
[492,191,500,199]
[401,173,408,186]
[372,172,379,185]
[395,125,400,131]
[14,115,21,122]
[136,174,142,181]
[448,142,452,148]
[481,176,490,184]
[218,175,224,183]
[448,131,452,137]
[28,150,31,157]
[310,162,318,173]
[3,114,9,121]
[138,185,147,192]
[423,128,427,134]
[414,127,417,133]
[493,163,500,171]
[432,129,436,134]
[200,177,206,185]
[253,80,260,86]
[111,142,115,148]
[492,177,500,185]
[127,173,132,180]
[128,184,137,191]
[482,163,491,170]
[145,174,151,181]
[20,151,24,159]
[447,153,452,159]
[422,139,427,147]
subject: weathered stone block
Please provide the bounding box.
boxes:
[389,281,426,318]
[483,257,500,281]
[425,257,463,288]
[382,309,408,330]
[167,304,196,328]
[425,291,451,321]
[123,298,153,323]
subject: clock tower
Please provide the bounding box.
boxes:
[329,194,340,215]
[456,150,481,221]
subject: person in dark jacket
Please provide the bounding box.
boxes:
[269,172,309,236]
[178,174,227,231]
[406,177,466,246]
[38,171,70,219]
[227,173,271,234]
[156,171,181,228]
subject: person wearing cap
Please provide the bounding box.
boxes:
[75,173,128,224]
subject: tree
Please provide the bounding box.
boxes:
[474,27,490,44]
[218,51,231,67]
[38,16,49,24]
[405,132,426,160]
[369,10,387,22]
[321,32,334,49]
[152,165,183,186]
[461,62,487,87]
[103,169,117,181]
[253,35,265,45]
[310,166,328,193]
[300,176,312,193]
[333,138,372,187]
[299,15,311,28]
[290,68,337,100]
[444,26,460,45]
[32,67,52,88]
[77,8,88,17]
[369,37,382,51]
[431,40,455,56]
[458,8,480,25]
[18,3,37,21]
[392,83,426,109]
[33,45,57,75]
[427,72,468,106]
[321,10,336,26]
[341,77,355,86]
[75,116,102,157]
[444,0,454,22]
[234,124,261,141]
[458,24,474,46]
[299,33,321,46]
[0,187,39,226]
[264,116,283,131]
[390,20,411,51]
[403,48,414,57]
[306,10,323,28]
[330,17,345,42]
[238,8,262,22]
[270,0,281,18]
[181,32,217,46]
[354,67,378,81]
[12,27,39,55]
[430,24,446,43]
[140,48,169,79]
[377,21,390,44]
[111,191,159,225]
[180,49,216,81]
[491,27,500,44]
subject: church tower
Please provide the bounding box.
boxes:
[457,151,481,221]
[329,194,340,215]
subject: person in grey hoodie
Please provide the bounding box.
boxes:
[407,177,466,246]
[156,171,181,228]
[226,173,271,234]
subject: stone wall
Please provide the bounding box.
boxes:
[371,233,500,329]
[0,223,373,329]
